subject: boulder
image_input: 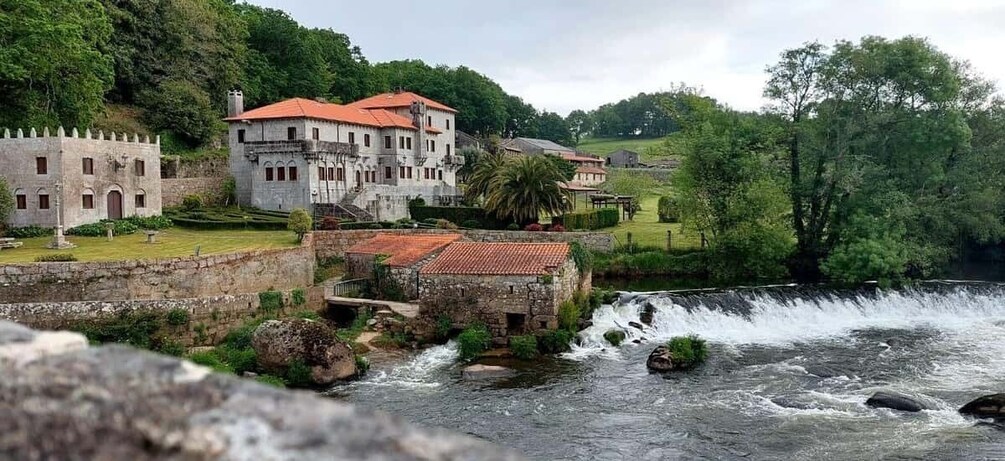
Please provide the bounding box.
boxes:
[603,329,626,346]
[865,391,927,412]
[251,319,356,386]
[959,394,1005,419]
[640,302,656,326]
[646,345,675,372]
[462,364,516,380]
[628,321,645,331]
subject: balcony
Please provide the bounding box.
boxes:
[243,140,358,161]
[444,155,465,166]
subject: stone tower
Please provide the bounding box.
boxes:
[227,90,244,118]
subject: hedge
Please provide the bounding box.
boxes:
[164,207,289,230]
[552,208,619,230]
[408,205,510,230]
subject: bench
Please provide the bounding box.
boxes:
[0,238,23,250]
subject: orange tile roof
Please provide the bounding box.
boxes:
[576,166,607,175]
[420,242,570,275]
[346,92,457,113]
[561,152,604,164]
[224,98,442,133]
[346,233,462,267]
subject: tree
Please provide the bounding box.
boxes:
[463,152,507,205]
[0,0,114,129]
[287,208,312,242]
[484,156,571,225]
[536,112,573,147]
[0,177,13,230]
[142,79,221,147]
[566,110,592,144]
[544,155,577,182]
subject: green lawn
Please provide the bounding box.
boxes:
[0,228,299,263]
[575,137,667,158]
[609,194,701,250]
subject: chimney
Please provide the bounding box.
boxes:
[227,90,244,118]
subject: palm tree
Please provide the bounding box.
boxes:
[485,155,571,225]
[463,152,507,205]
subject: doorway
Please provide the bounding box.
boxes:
[107,191,123,219]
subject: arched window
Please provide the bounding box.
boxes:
[134,188,147,209]
[13,188,26,210]
[263,161,274,181]
[81,188,96,210]
[36,188,49,210]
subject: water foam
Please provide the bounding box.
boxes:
[358,341,458,388]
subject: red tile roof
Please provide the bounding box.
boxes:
[420,242,570,275]
[347,92,457,113]
[224,98,442,133]
[346,233,462,267]
[576,166,607,175]
[561,152,604,164]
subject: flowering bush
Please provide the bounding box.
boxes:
[524,223,543,232]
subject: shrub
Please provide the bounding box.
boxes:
[165,308,190,326]
[537,329,574,353]
[557,300,581,332]
[0,177,12,226]
[124,214,173,230]
[188,351,233,373]
[5,225,50,238]
[258,290,283,314]
[158,339,186,357]
[506,222,520,231]
[408,197,426,208]
[524,223,543,232]
[320,216,341,230]
[287,208,312,242]
[74,311,163,349]
[181,194,203,211]
[409,205,510,230]
[549,224,566,232]
[461,219,480,229]
[34,253,77,262]
[456,324,491,361]
[371,332,409,349]
[222,176,237,206]
[67,220,138,236]
[657,196,680,223]
[355,355,370,376]
[291,288,306,306]
[509,335,538,360]
[435,218,458,230]
[552,208,619,230]
[569,241,592,275]
[221,319,266,351]
[255,374,286,387]
[293,310,319,320]
[435,315,453,341]
[216,344,258,374]
[285,358,313,387]
[666,335,708,369]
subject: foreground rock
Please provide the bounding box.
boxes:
[865,391,928,412]
[646,345,676,372]
[462,364,516,380]
[960,394,1005,419]
[251,318,356,386]
[0,321,522,460]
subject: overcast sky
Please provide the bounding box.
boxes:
[246,0,1005,115]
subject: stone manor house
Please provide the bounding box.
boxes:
[225,90,463,221]
[0,128,162,229]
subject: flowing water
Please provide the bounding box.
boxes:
[331,282,1005,460]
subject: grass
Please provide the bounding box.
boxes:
[609,194,701,250]
[576,137,667,158]
[0,228,298,263]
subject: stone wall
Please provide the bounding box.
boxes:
[0,286,326,347]
[162,177,228,207]
[416,258,580,345]
[314,229,614,259]
[0,240,314,303]
[160,154,230,179]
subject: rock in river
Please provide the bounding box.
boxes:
[252,318,356,386]
[628,321,645,331]
[640,302,656,326]
[462,364,516,380]
[865,391,928,412]
[646,345,675,372]
[959,394,1005,419]
[603,329,626,346]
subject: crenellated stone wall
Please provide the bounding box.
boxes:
[314,229,614,259]
[0,239,314,303]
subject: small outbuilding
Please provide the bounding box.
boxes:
[605,149,640,168]
[418,242,589,345]
[345,233,462,299]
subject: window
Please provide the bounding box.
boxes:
[287,127,297,140]
[82,194,94,209]
[364,134,371,147]
[135,159,145,177]
[15,194,26,210]
[328,167,335,181]
[430,140,436,152]
[38,194,50,210]
[318,166,326,181]
[446,144,451,155]
[277,166,286,181]
[446,119,450,130]
[385,166,393,179]
[348,132,355,144]
[424,168,430,180]
[336,167,344,181]
[384,136,392,149]
[36,157,47,174]
[438,170,443,181]
[427,115,432,127]
[82,157,94,175]
[265,167,274,181]
[312,128,319,140]
[288,166,298,181]
[407,167,413,179]
[399,136,405,149]
[406,137,412,149]
[399,166,405,179]
[134,194,145,208]
[238,129,246,143]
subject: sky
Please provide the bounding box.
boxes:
[246,0,1005,115]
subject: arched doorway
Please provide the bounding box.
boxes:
[107,191,123,220]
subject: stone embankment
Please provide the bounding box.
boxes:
[0,320,524,460]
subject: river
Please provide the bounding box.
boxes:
[330,282,1005,460]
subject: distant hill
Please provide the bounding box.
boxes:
[575,137,675,161]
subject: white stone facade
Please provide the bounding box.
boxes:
[226,92,462,221]
[0,129,162,229]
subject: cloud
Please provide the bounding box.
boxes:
[245,0,1005,115]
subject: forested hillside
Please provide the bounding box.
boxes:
[0,0,576,153]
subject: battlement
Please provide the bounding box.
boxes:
[0,126,160,146]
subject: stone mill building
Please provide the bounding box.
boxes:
[224,90,464,221]
[0,127,162,228]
